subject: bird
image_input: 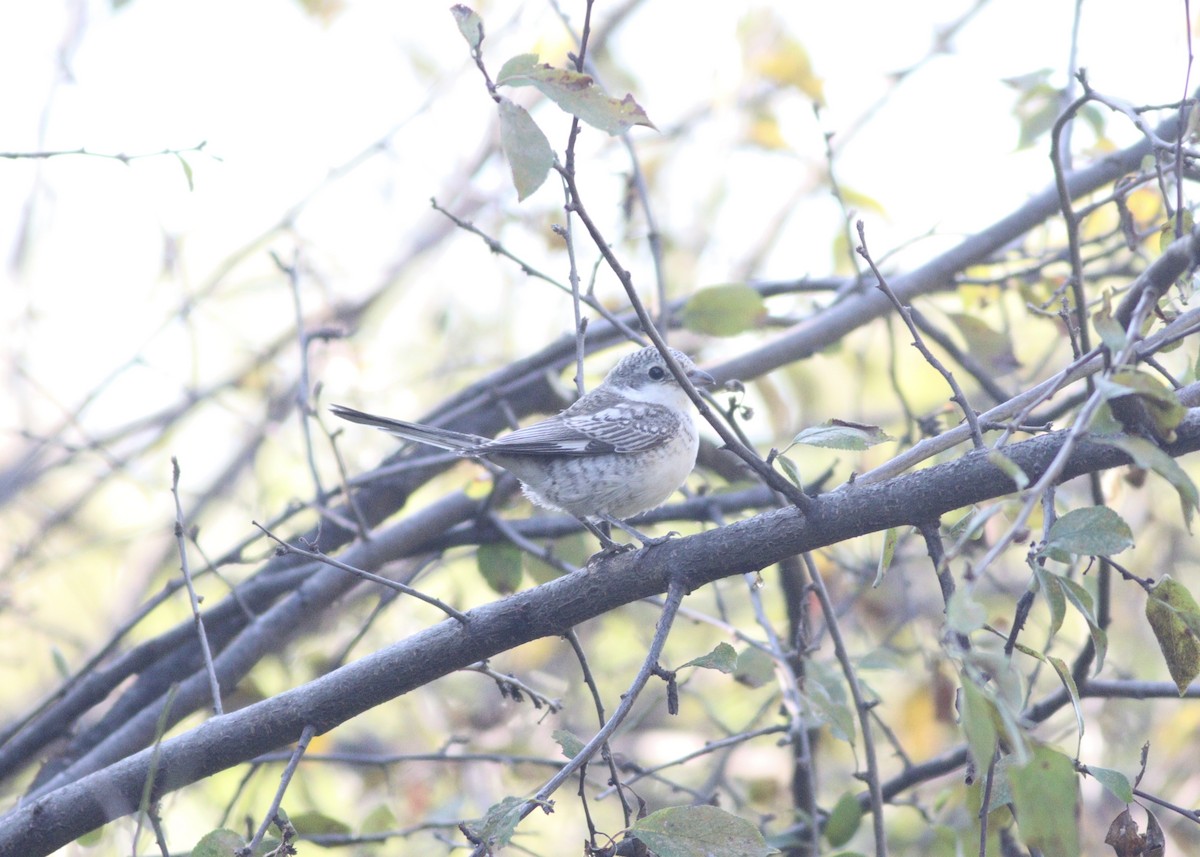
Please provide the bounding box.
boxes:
[330,346,715,551]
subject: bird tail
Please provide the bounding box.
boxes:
[329,404,486,453]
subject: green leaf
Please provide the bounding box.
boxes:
[477,542,523,594]
[1159,209,1196,254]
[792,420,894,451]
[805,661,855,743]
[1045,654,1083,745]
[984,754,1016,812]
[947,313,1020,375]
[946,589,987,634]
[1015,643,1084,749]
[945,504,995,543]
[1096,368,1187,441]
[987,450,1028,490]
[1145,575,1200,695]
[1032,562,1066,638]
[361,804,397,834]
[1041,506,1133,559]
[1092,434,1198,530]
[855,647,906,671]
[190,829,247,857]
[449,4,484,52]
[774,453,803,488]
[681,642,739,673]
[679,284,766,336]
[1002,71,1060,149]
[174,152,195,192]
[1009,745,1080,857]
[823,792,863,847]
[629,805,779,857]
[463,796,526,850]
[873,527,898,587]
[1087,765,1134,804]
[959,678,998,771]
[74,824,105,847]
[51,646,70,680]
[1055,574,1109,673]
[290,810,351,837]
[734,646,776,689]
[1092,292,1128,351]
[552,728,585,759]
[496,54,655,135]
[525,531,590,582]
[496,97,554,201]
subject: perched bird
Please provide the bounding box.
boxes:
[331,346,715,550]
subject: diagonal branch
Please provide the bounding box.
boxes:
[6,410,1200,855]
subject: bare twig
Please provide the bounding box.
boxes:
[240,724,316,856]
[171,458,223,716]
[0,140,211,163]
[857,221,986,449]
[272,249,328,503]
[252,521,469,624]
[803,552,887,856]
[470,575,689,855]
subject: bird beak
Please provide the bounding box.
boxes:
[688,367,717,389]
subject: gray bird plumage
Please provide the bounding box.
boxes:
[331,346,714,548]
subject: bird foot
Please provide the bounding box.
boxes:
[635,530,679,548]
[591,540,638,559]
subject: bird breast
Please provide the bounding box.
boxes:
[492,416,699,519]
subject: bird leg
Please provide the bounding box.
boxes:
[578,517,635,554]
[596,514,679,549]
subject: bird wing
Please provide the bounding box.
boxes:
[483,402,677,456]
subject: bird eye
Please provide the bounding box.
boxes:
[648,366,667,381]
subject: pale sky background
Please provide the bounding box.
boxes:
[1,0,1191,406]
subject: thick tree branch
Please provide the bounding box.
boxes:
[8,102,1190,785]
[713,108,1182,384]
[5,411,1200,855]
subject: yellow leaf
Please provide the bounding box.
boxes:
[745,111,789,150]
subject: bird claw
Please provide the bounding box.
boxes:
[637,530,679,548]
[585,540,637,563]
[601,540,638,555]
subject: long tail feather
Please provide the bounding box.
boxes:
[329,404,486,453]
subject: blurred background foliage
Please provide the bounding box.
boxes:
[2,0,1200,854]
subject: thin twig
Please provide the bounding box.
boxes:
[1048,73,1096,361]
[132,686,179,857]
[1132,785,1200,824]
[272,249,327,503]
[560,165,813,512]
[595,724,789,798]
[972,282,1165,578]
[430,199,642,345]
[978,751,999,857]
[803,553,887,856]
[241,724,316,856]
[252,521,469,623]
[470,576,689,855]
[0,140,210,162]
[853,301,1200,485]
[171,458,223,716]
[461,662,564,713]
[857,221,986,449]
[564,627,634,831]
[1176,0,1195,241]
